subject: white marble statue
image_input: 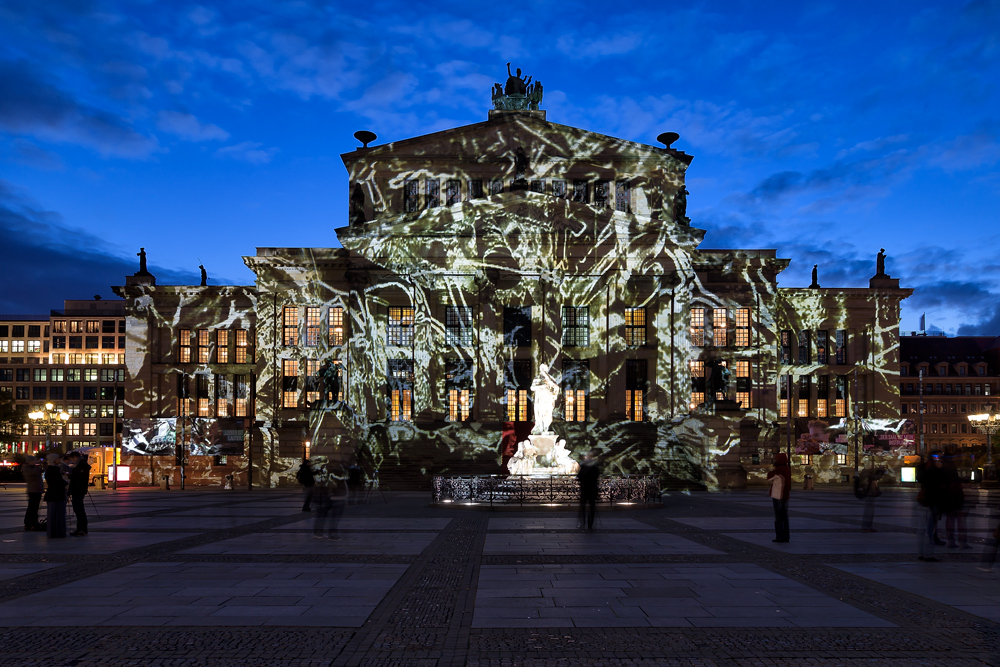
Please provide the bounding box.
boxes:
[506,440,538,476]
[530,363,560,435]
[553,438,579,475]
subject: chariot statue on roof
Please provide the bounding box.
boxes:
[492,63,543,111]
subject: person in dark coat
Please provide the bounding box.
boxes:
[942,452,969,549]
[859,467,885,533]
[66,451,91,536]
[297,459,316,511]
[916,451,948,561]
[22,456,44,531]
[767,452,792,543]
[43,453,68,538]
[577,449,601,531]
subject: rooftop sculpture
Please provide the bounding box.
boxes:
[492,63,543,111]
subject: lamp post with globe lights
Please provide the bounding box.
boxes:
[968,411,999,482]
[28,403,70,454]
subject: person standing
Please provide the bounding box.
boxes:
[916,451,947,562]
[767,452,791,543]
[577,449,601,531]
[43,453,68,538]
[66,451,91,536]
[22,456,44,531]
[860,468,885,533]
[297,458,316,512]
[942,452,969,549]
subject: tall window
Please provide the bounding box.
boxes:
[489,178,503,195]
[178,373,190,416]
[446,359,473,421]
[572,179,588,203]
[798,375,811,417]
[216,329,229,363]
[835,330,848,365]
[690,360,705,410]
[197,374,211,417]
[562,306,589,347]
[778,375,789,418]
[329,306,345,346]
[403,178,419,212]
[529,180,544,193]
[552,180,567,199]
[468,179,483,199]
[563,360,589,422]
[283,306,299,346]
[503,306,531,348]
[835,375,847,417]
[446,179,461,206]
[388,307,415,346]
[179,329,191,363]
[235,329,249,363]
[625,307,646,346]
[735,360,752,408]
[216,373,229,417]
[816,330,828,364]
[282,359,298,408]
[626,359,647,421]
[690,307,706,346]
[305,307,321,347]
[780,330,792,364]
[388,359,413,421]
[593,180,609,208]
[615,180,630,212]
[53,320,66,333]
[817,375,829,417]
[445,306,473,346]
[306,359,321,405]
[713,308,728,347]
[425,179,440,208]
[505,359,531,421]
[234,374,249,417]
[797,331,810,365]
[197,329,210,363]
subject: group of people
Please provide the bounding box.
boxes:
[297,458,368,540]
[22,451,92,538]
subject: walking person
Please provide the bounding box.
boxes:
[297,458,316,512]
[979,501,1000,572]
[22,456,44,531]
[43,453,68,538]
[859,468,885,533]
[577,448,601,531]
[66,451,90,536]
[312,464,345,540]
[942,452,969,549]
[916,451,947,562]
[767,452,791,543]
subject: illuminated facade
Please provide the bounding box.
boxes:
[114,88,912,488]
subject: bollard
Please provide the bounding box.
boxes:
[159,474,170,491]
[803,474,814,491]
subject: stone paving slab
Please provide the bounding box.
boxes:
[182,531,436,555]
[484,532,724,556]
[723,530,917,554]
[0,563,61,581]
[488,517,655,531]
[0,531,198,553]
[275,517,452,531]
[93,516,266,530]
[671,517,851,531]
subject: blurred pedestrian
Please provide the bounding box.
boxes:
[22,455,44,531]
[43,453,67,538]
[66,451,90,536]
[942,451,969,549]
[312,464,345,540]
[979,502,999,572]
[297,458,315,512]
[916,451,947,562]
[767,452,791,543]
[347,460,363,505]
[859,467,885,533]
[577,449,601,531]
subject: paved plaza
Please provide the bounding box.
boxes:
[0,485,998,666]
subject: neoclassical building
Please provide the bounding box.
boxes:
[114,72,911,488]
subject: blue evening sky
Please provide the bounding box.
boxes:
[1,1,998,334]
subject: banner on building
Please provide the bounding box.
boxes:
[188,418,245,456]
[122,418,177,455]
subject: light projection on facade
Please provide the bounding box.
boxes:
[114,66,912,489]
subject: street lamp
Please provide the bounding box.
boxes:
[28,402,70,454]
[968,411,999,481]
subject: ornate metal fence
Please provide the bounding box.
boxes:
[431,474,660,506]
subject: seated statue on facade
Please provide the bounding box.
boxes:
[553,439,580,475]
[507,440,538,476]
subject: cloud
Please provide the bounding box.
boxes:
[555,32,645,58]
[0,180,197,312]
[214,140,277,164]
[0,59,158,158]
[7,139,65,170]
[957,303,1000,336]
[156,110,229,141]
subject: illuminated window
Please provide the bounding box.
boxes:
[53,321,66,333]
[0,340,7,352]
[552,180,567,199]
[816,330,828,364]
[83,423,97,436]
[445,306,473,347]
[690,360,705,410]
[215,374,229,417]
[66,423,80,436]
[306,359,321,405]
[329,306,345,346]
[505,360,531,422]
[834,375,847,417]
[388,359,413,421]
[836,453,847,465]
[304,307,321,347]
[615,180,630,212]
[282,359,298,409]
[101,353,116,365]
[690,308,705,346]
[713,308,728,347]
[388,307,415,346]
[489,178,503,196]
[234,375,250,417]
[835,330,848,364]
[572,179,589,203]
[735,360,752,408]
[425,178,440,208]
[403,178,419,212]
[235,329,249,363]
[216,329,229,363]
[503,306,531,348]
[179,329,191,363]
[780,330,792,365]
[446,179,461,205]
[283,306,299,346]
[69,321,82,333]
[27,340,40,352]
[563,359,589,422]
[778,376,789,418]
[798,376,811,417]
[817,375,829,417]
[625,308,646,346]
[561,306,589,347]
[86,321,100,333]
[197,329,210,363]
[468,179,483,199]
[626,360,647,421]
[798,331,810,365]
[177,372,190,416]
[593,180,609,208]
[446,359,473,421]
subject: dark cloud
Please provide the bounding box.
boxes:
[906,280,996,312]
[957,303,1000,336]
[0,180,198,313]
